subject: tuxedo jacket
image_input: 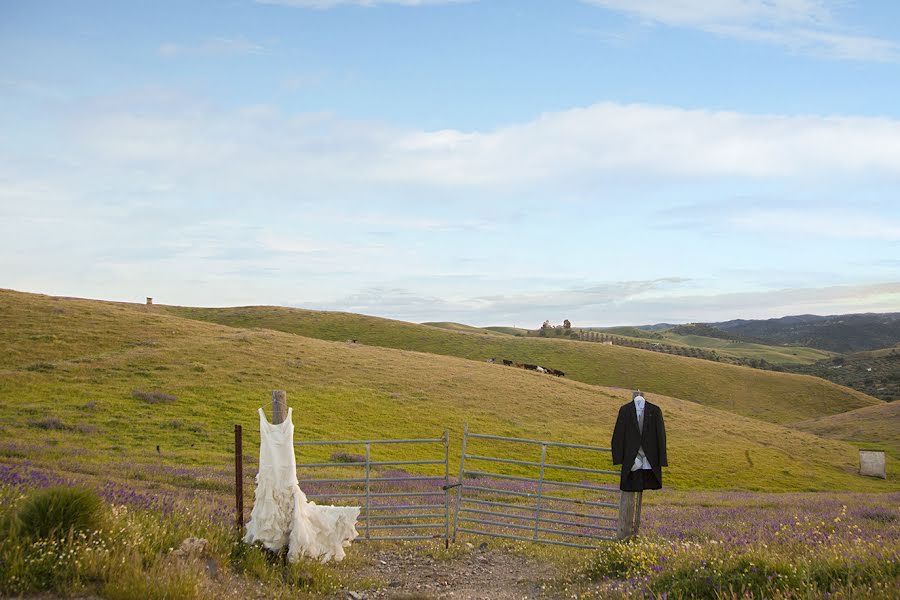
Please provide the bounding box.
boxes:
[611,400,667,491]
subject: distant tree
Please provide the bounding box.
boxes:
[563,319,571,330]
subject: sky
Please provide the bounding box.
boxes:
[1,0,899,327]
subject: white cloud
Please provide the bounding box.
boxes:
[158,36,267,57]
[729,209,900,241]
[583,0,899,61]
[256,0,468,8]
[72,101,900,187]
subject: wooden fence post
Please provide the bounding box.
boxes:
[272,390,287,424]
[617,491,642,540]
[234,424,243,536]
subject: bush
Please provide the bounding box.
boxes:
[132,390,177,404]
[330,451,366,463]
[29,417,72,431]
[582,540,661,580]
[17,486,104,540]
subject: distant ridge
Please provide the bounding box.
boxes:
[713,312,900,353]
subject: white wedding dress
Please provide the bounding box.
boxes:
[243,407,360,562]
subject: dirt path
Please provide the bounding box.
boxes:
[345,543,562,600]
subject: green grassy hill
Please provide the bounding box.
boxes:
[792,402,900,458]
[162,303,880,425]
[784,348,900,401]
[660,332,833,365]
[482,326,531,336]
[588,326,663,340]
[422,322,511,336]
[0,289,895,491]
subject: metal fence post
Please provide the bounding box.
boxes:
[452,423,468,542]
[364,442,371,540]
[234,424,243,537]
[533,444,547,540]
[443,429,450,548]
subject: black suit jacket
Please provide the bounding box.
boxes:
[611,401,667,491]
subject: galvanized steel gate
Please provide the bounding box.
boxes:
[294,432,452,543]
[236,409,630,549]
[452,425,621,548]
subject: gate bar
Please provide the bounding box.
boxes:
[465,433,611,452]
[296,437,444,445]
[464,485,618,507]
[461,497,618,521]
[464,470,618,492]
[465,454,618,475]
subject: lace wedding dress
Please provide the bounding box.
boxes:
[243,407,360,562]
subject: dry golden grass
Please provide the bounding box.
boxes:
[792,401,900,456]
[162,303,880,424]
[0,289,896,491]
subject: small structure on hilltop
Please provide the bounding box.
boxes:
[146,297,153,305]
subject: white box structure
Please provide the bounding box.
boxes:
[859,450,886,479]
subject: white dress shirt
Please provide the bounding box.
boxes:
[631,395,653,472]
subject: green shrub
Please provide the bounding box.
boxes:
[581,540,661,580]
[17,486,104,540]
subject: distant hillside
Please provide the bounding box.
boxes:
[0,288,894,491]
[587,326,663,340]
[422,322,510,336]
[161,303,881,425]
[785,348,900,402]
[714,313,900,353]
[483,326,531,336]
[668,323,769,345]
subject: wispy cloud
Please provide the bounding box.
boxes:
[729,209,900,241]
[158,36,267,58]
[582,0,899,61]
[316,280,900,325]
[72,100,900,187]
[256,0,469,8]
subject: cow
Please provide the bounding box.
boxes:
[502,359,513,366]
[536,366,547,373]
[523,364,538,370]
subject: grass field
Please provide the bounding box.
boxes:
[422,321,512,336]
[792,402,900,458]
[659,333,833,365]
[1,289,897,490]
[161,302,880,425]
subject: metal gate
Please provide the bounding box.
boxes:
[452,425,620,548]
[295,431,451,543]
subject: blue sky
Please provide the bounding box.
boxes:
[1,0,899,326]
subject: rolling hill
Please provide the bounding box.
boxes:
[162,303,880,425]
[422,322,512,336]
[0,289,895,491]
[714,312,900,353]
[784,347,899,402]
[792,402,900,458]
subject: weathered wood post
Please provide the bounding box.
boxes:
[272,390,287,424]
[617,491,642,540]
[234,424,243,536]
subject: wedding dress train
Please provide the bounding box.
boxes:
[243,407,360,562]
